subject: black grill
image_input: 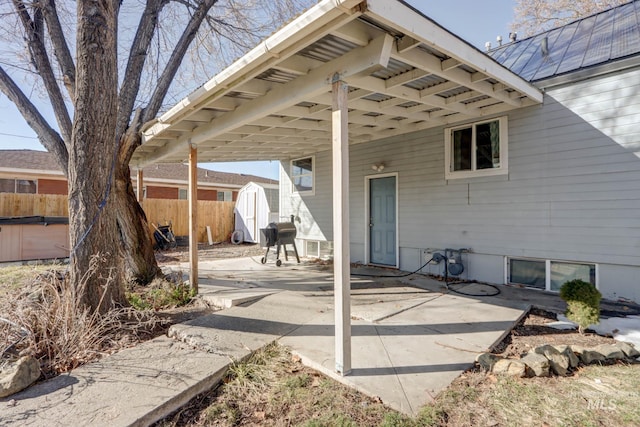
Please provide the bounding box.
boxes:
[260,215,300,267]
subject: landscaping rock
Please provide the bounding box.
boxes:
[521,352,550,377]
[476,353,501,371]
[553,345,580,368]
[614,341,640,359]
[0,356,41,398]
[492,359,526,377]
[572,345,606,365]
[594,344,625,361]
[534,345,569,376]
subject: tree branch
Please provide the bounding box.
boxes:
[118,0,218,165]
[41,0,76,98]
[0,65,68,173]
[142,0,217,125]
[12,0,72,145]
[116,0,169,144]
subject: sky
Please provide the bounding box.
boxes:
[0,0,515,180]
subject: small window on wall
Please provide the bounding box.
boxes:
[217,190,232,201]
[291,156,314,194]
[178,188,188,200]
[508,258,596,292]
[0,178,36,193]
[0,178,15,193]
[17,180,36,193]
[550,261,596,292]
[445,117,508,179]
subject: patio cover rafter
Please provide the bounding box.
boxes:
[134,0,542,167]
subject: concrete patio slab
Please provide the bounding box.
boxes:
[280,289,525,415]
[1,257,538,424]
[0,337,235,427]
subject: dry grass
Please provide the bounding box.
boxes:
[432,363,640,426]
[155,342,430,427]
[0,263,61,299]
[1,259,165,379]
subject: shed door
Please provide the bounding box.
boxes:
[245,191,257,242]
[369,176,396,266]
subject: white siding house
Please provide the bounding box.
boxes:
[135,0,640,373]
[279,1,640,303]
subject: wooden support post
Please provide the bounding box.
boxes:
[332,76,351,376]
[136,169,144,202]
[188,144,199,293]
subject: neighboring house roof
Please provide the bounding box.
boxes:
[0,149,62,174]
[141,163,277,187]
[0,150,277,187]
[488,0,640,82]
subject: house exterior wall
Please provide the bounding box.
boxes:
[279,67,640,302]
[38,178,67,195]
[197,189,217,201]
[146,185,179,199]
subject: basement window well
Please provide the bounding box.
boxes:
[444,116,508,180]
[507,257,597,292]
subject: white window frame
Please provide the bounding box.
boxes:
[444,116,508,180]
[506,257,598,292]
[290,156,314,195]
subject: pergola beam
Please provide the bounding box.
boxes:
[137,34,394,167]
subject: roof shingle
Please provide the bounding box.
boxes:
[0,149,277,186]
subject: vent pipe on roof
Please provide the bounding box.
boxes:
[485,41,491,51]
[509,32,517,42]
[497,35,503,46]
[541,36,549,56]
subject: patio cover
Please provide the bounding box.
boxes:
[133,0,543,376]
[134,0,542,166]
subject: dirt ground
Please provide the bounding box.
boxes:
[155,242,265,265]
[493,307,616,357]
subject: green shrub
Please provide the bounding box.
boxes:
[559,279,601,333]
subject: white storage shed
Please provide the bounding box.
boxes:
[233,182,279,243]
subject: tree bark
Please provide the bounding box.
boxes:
[69,0,125,312]
[114,134,160,284]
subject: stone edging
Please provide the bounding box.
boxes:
[476,341,640,377]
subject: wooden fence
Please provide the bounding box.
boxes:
[141,199,235,243]
[0,193,68,217]
[0,194,235,243]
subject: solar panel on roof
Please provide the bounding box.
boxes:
[487,45,507,60]
[517,27,562,81]
[610,2,640,59]
[510,33,551,76]
[500,37,535,70]
[555,16,596,74]
[532,22,580,80]
[582,10,615,67]
[489,0,640,81]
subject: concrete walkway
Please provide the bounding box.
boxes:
[1,257,548,425]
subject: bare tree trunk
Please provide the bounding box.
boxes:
[68,0,125,312]
[114,159,160,284]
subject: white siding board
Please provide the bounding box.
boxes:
[280,68,640,301]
